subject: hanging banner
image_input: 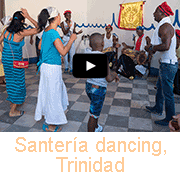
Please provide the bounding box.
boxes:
[118,1,145,30]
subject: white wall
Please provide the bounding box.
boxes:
[5,0,180,68]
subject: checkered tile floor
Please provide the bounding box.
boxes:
[0,64,180,132]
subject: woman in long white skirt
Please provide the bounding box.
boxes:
[34,7,77,132]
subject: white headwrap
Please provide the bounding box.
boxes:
[1,16,11,26]
[46,7,59,20]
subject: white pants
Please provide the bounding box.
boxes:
[63,40,75,70]
[35,63,69,125]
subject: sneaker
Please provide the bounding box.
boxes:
[154,119,170,126]
[64,68,68,73]
[95,124,103,132]
[69,69,73,75]
[145,106,162,116]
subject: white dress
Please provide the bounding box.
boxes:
[34,63,69,125]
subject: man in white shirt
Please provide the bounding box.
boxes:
[145,2,178,126]
[60,10,83,74]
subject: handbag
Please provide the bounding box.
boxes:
[13,59,29,68]
[8,37,29,68]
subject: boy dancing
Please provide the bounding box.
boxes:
[86,33,119,132]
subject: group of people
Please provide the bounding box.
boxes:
[0,1,180,132]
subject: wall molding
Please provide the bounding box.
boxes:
[76,9,180,31]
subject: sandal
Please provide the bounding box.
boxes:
[9,111,24,117]
[42,123,62,132]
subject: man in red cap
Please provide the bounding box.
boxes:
[102,24,120,70]
[145,2,178,126]
[60,10,83,74]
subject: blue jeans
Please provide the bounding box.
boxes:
[86,82,107,119]
[63,41,75,70]
[155,62,178,121]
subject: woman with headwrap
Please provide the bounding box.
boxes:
[0,9,39,117]
[35,7,77,132]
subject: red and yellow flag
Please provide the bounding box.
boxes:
[118,1,145,30]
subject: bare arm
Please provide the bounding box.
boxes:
[30,35,34,45]
[54,34,77,56]
[0,29,5,64]
[73,22,83,35]
[19,28,39,37]
[0,44,3,63]
[21,8,38,28]
[113,35,121,48]
[19,8,39,37]
[0,44,2,52]
[60,22,70,35]
[122,42,134,49]
[153,23,174,53]
[106,60,119,82]
[113,35,117,47]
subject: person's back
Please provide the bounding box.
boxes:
[39,29,63,66]
[0,9,39,117]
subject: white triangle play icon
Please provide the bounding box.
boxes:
[86,61,96,71]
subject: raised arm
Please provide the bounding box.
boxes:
[21,8,38,28]
[54,33,77,56]
[73,22,83,35]
[19,8,39,37]
[19,28,39,37]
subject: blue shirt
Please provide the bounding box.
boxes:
[37,29,63,72]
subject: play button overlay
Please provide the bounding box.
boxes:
[73,53,108,78]
[86,61,96,71]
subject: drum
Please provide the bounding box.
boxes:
[136,51,147,65]
[122,48,147,65]
[102,47,114,53]
[103,47,117,70]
